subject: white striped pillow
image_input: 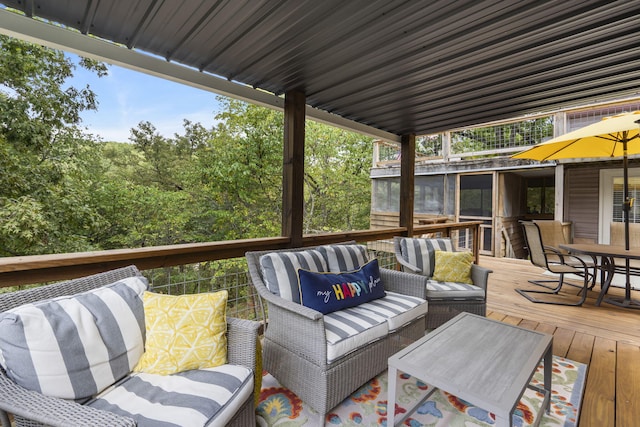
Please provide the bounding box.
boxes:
[259,250,328,302]
[399,237,453,277]
[0,276,147,400]
[318,244,370,272]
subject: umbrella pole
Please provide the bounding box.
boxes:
[623,139,632,302]
[623,139,630,251]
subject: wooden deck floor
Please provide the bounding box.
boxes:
[481,256,640,427]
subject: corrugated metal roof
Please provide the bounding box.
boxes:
[2,0,640,137]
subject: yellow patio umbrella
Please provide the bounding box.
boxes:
[512,110,640,250]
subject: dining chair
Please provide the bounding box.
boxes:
[533,220,597,289]
[517,221,592,306]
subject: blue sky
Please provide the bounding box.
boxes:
[68,55,224,143]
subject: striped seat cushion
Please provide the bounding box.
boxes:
[259,250,327,302]
[323,307,388,363]
[398,237,454,277]
[87,364,253,427]
[0,276,147,400]
[318,244,369,272]
[355,291,428,331]
[426,280,485,300]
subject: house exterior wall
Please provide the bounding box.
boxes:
[564,165,600,243]
[370,98,640,258]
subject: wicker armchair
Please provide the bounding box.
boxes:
[246,242,427,418]
[394,236,492,329]
[0,266,260,427]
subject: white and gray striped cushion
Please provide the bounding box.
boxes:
[399,237,454,277]
[259,250,327,302]
[322,293,428,362]
[318,244,370,272]
[355,292,428,331]
[88,364,253,427]
[0,276,147,400]
[426,280,485,300]
[324,306,388,363]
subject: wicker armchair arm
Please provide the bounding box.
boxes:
[0,370,135,427]
[394,256,423,274]
[258,286,323,320]
[470,264,492,291]
[380,268,427,298]
[246,251,323,322]
[246,250,328,365]
[263,299,329,364]
[226,317,261,369]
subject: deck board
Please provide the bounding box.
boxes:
[481,256,640,427]
[616,343,640,427]
[581,337,616,427]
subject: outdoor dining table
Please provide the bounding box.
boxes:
[559,243,640,309]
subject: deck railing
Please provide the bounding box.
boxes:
[0,222,480,322]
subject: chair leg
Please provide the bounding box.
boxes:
[516,273,588,306]
[527,277,564,292]
[528,265,594,292]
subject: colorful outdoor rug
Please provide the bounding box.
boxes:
[257,355,586,427]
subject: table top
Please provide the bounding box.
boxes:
[389,312,552,415]
[559,243,640,259]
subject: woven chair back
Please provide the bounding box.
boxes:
[521,221,549,269]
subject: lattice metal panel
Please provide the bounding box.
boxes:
[146,259,264,322]
[377,141,401,162]
[450,116,554,154]
[416,134,444,159]
[567,101,640,132]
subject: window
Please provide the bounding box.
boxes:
[414,176,444,214]
[599,168,640,242]
[459,174,492,218]
[372,178,400,211]
[612,176,640,223]
[526,177,555,215]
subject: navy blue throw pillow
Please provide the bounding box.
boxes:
[297,259,386,314]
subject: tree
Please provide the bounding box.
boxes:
[0,35,374,256]
[195,98,283,239]
[0,35,109,256]
[196,97,373,238]
[304,122,372,232]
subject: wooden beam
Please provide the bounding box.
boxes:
[399,134,416,236]
[283,90,306,247]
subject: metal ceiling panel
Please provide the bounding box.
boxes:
[1,0,639,137]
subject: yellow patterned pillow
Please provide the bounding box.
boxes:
[432,250,473,284]
[133,290,228,375]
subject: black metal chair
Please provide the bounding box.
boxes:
[517,221,592,306]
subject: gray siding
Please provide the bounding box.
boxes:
[565,166,600,243]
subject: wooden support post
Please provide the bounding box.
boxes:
[282,90,306,248]
[399,134,416,236]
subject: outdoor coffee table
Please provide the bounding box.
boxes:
[387,312,552,427]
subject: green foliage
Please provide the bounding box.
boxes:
[0,36,373,257]
[195,98,284,239]
[0,36,108,256]
[304,122,372,232]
